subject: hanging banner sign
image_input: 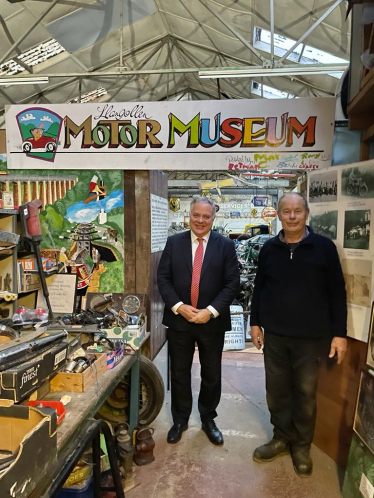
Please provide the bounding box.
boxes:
[5,98,335,170]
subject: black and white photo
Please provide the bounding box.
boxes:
[309,210,338,240]
[341,166,374,199]
[309,169,337,203]
[343,210,371,250]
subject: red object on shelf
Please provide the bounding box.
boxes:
[26,400,66,425]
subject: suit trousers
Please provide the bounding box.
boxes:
[168,324,225,425]
[263,332,327,448]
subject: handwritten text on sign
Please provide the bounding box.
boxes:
[151,194,168,253]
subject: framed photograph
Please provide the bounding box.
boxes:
[354,368,374,453]
[2,191,14,210]
[366,303,374,368]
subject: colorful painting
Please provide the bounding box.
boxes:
[1,168,124,296]
[0,154,6,172]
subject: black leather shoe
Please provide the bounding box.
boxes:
[201,420,224,445]
[253,439,289,463]
[291,446,313,477]
[167,423,188,444]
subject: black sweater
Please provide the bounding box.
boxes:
[250,227,347,338]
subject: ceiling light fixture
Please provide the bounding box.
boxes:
[0,76,49,86]
[198,64,348,79]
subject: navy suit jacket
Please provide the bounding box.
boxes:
[157,230,240,332]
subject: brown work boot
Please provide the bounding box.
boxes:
[291,446,313,477]
[253,438,289,463]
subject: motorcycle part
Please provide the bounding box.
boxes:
[19,200,54,319]
[64,359,77,373]
[0,330,68,371]
[122,295,140,314]
[134,424,155,466]
[100,356,165,425]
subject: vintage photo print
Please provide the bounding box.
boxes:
[343,210,371,250]
[341,166,374,199]
[309,169,337,203]
[354,368,374,453]
[341,259,372,308]
[309,210,338,240]
[367,303,374,369]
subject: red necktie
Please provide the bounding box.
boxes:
[191,238,204,308]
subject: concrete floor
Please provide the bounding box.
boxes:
[128,348,343,498]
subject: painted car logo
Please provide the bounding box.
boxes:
[16,107,63,162]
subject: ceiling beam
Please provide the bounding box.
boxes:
[0,0,60,66]
[197,0,267,65]
[278,0,345,64]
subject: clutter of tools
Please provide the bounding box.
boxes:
[0,200,155,497]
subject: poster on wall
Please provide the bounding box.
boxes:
[5,99,335,171]
[367,303,374,369]
[354,368,374,454]
[3,169,124,298]
[308,160,374,342]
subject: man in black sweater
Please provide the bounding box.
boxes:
[250,192,347,477]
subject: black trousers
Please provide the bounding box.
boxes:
[168,325,225,425]
[263,332,327,448]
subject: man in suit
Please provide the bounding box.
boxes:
[157,197,240,445]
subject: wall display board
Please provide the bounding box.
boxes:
[5,99,335,171]
[308,160,374,342]
[151,194,168,253]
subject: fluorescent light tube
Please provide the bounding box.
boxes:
[0,76,49,86]
[198,65,347,79]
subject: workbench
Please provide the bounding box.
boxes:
[27,335,150,497]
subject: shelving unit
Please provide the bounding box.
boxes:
[0,209,18,318]
[348,8,374,159]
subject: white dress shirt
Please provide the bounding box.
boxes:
[171,230,219,317]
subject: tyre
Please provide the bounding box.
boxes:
[237,234,250,241]
[23,142,32,153]
[360,184,368,197]
[137,355,165,424]
[347,184,354,195]
[46,142,56,152]
[100,355,165,425]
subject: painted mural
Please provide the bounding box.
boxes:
[2,168,124,295]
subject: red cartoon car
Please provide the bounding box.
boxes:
[22,135,57,153]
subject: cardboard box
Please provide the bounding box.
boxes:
[0,399,57,498]
[18,256,57,273]
[104,344,125,369]
[0,341,68,402]
[104,321,146,350]
[18,270,41,293]
[50,353,107,392]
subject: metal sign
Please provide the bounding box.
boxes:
[5,98,335,170]
[262,207,277,222]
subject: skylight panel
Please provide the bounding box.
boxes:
[0,39,65,76]
[252,82,295,99]
[253,27,347,78]
[67,87,107,104]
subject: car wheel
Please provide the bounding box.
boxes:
[46,142,56,152]
[23,143,32,153]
